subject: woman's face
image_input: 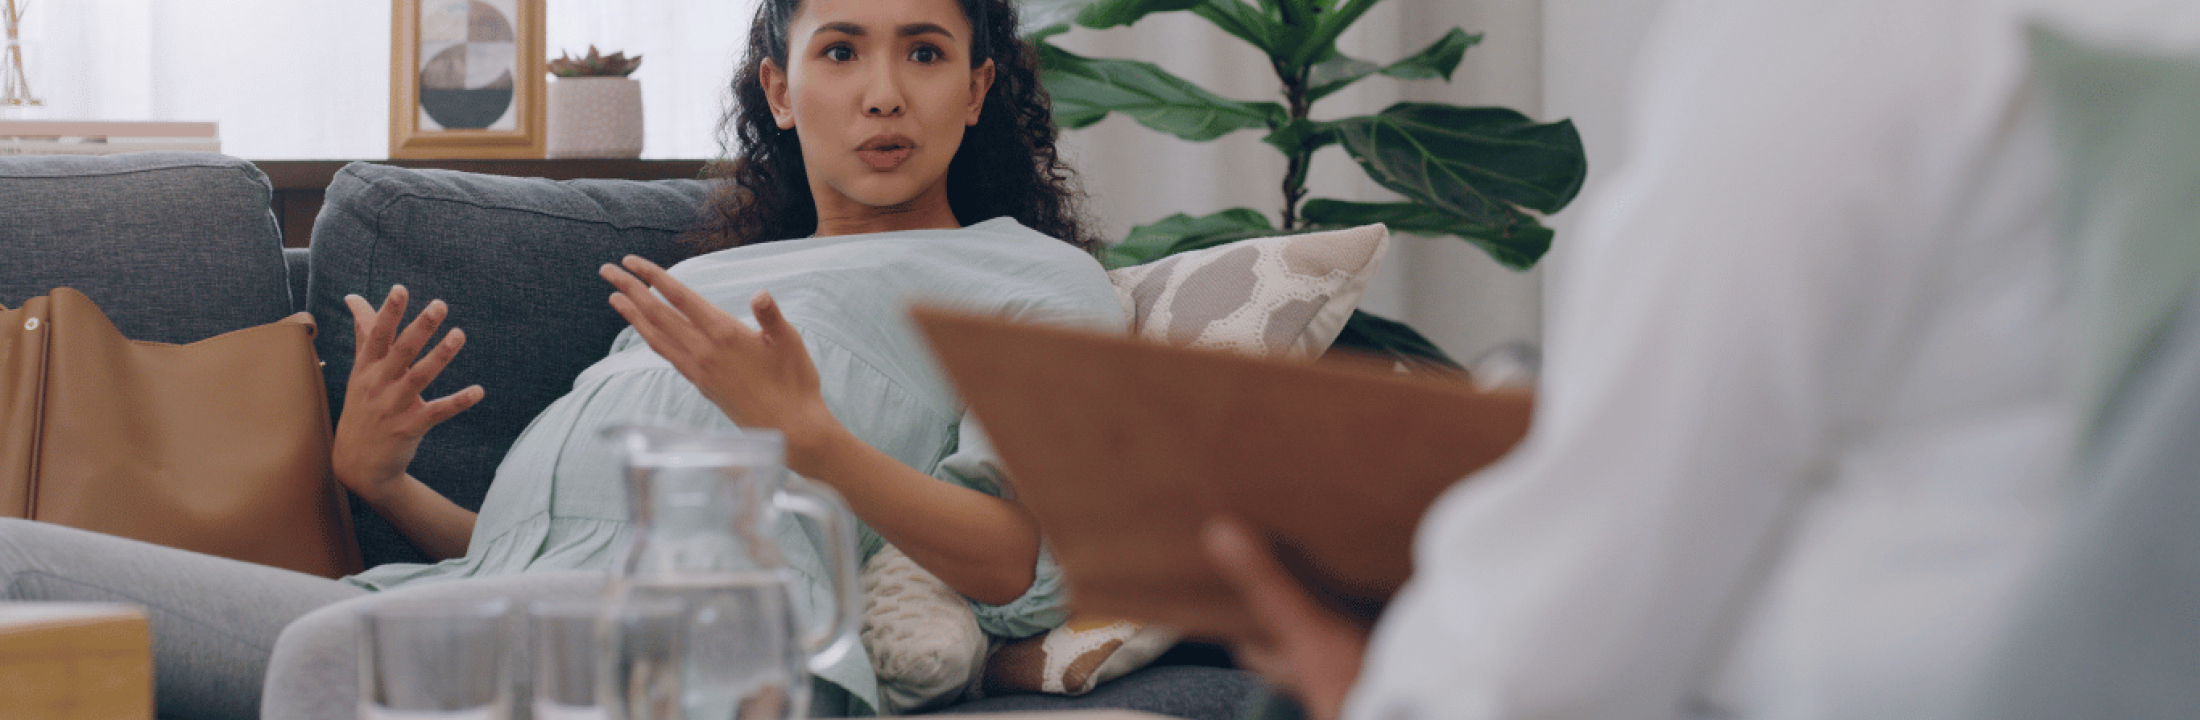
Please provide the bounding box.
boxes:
[763,0,995,233]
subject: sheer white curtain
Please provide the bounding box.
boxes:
[8,0,753,159]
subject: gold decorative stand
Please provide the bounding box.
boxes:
[2,0,39,108]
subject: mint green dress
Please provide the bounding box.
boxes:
[343,218,1125,715]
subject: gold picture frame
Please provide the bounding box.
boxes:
[390,0,545,159]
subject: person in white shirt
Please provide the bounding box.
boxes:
[1201,1,2200,718]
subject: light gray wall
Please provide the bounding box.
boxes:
[1052,0,1664,365]
[1540,0,1670,317]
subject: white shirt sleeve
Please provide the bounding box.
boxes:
[1345,2,1985,717]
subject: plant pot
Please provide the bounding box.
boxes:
[546,76,643,159]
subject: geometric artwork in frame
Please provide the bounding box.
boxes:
[390,0,545,158]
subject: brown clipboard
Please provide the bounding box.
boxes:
[912,307,1532,638]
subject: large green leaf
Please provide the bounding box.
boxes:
[1306,28,1481,102]
[1040,43,1288,140]
[1282,0,1381,72]
[1276,0,1322,26]
[1025,23,1073,43]
[1074,0,1204,29]
[1103,208,1276,268]
[1020,0,1101,35]
[1306,55,1382,99]
[1064,0,1275,57]
[1189,0,1281,57]
[1301,199,1552,270]
[1332,103,1586,226]
[1380,28,1479,81]
[1326,309,1465,374]
[1262,117,1338,155]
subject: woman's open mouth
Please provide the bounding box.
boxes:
[857,135,915,171]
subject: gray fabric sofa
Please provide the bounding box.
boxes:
[0,152,1257,719]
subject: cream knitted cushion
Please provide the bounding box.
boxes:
[861,544,988,713]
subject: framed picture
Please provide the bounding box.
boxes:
[390,0,545,159]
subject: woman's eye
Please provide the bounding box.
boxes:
[909,46,942,63]
[824,45,854,62]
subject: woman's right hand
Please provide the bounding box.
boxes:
[330,285,485,505]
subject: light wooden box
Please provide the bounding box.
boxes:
[0,603,152,720]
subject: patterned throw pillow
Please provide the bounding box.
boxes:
[981,617,1179,696]
[1108,223,1391,359]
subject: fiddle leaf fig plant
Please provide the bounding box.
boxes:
[1023,0,1588,371]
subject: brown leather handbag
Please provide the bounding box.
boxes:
[0,287,363,579]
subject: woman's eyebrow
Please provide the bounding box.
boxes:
[810,22,956,41]
[897,22,955,40]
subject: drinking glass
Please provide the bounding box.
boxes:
[529,599,612,720]
[357,599,516,720]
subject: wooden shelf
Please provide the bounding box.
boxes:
[255,159,713,248]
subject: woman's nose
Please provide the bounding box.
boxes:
[863,66,906,117]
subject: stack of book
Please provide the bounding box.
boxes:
[0,120,220,155]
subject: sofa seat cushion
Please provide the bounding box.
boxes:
[308,163,712,568]
[0,152,291,344]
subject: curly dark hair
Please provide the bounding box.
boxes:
[684,0,1097,255]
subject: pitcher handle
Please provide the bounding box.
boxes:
[776,478,862,674]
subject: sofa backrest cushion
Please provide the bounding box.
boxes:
[310,162,712,568]
[0,152,292,343]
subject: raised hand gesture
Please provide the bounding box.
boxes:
[328,286,485,558]
[599,256,840,460]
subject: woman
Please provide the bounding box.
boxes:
[0,0,1116,717]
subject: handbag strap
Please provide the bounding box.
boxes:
[0,295,52,518]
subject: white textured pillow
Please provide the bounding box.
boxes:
[1107,223,1390,359]
[862,545,987,713]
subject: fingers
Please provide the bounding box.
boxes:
[620,256,731,334]
[386,300,449,378]
[366,285,408,362]
[345,294,377,354]
[1203,517,1324,642]
[601,259,760,358]
[599,262,695,346]
[602,269,693,362]
[418,384,486,428]
[400,326,467,394]
[750,291,800,349]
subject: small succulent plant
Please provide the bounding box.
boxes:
[549,46,643,78]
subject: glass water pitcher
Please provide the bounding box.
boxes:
[597,424,861,720]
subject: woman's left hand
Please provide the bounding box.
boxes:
[600,256,841,453]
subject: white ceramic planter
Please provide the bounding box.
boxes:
[546,76,643,159]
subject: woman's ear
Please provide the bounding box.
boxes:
[965,59,996,127]
[762,59,796,129]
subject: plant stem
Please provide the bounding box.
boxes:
[1278,60,1311,231]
